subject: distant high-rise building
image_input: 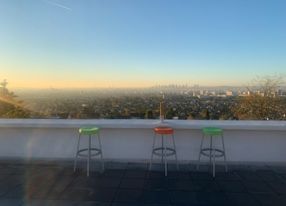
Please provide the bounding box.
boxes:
[226,90,233,96]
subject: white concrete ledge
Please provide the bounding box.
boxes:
[0,119,286,131]
[0,119,286,163]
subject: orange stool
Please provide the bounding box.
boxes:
[149,127,179,176]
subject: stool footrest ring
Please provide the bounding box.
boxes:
[200,148,225,158]
[152,147,176,157]
[77,148,102,157]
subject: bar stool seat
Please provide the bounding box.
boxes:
[74,126,104,176]
[149,127,178,176]
[154,127,174,135]
[79,127,99,135]
[197,127,227,177]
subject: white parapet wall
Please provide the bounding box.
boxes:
[0,119,286,163]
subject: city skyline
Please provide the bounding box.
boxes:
[1,0,286,89]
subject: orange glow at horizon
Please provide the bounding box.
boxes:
[2,64,248,89]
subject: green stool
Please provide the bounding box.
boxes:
[197,127,227,177]
[73,127,104,176]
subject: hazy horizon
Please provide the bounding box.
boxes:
[1,0,286,89]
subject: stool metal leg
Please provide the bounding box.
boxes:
[87,134,91,177]
[161,135,164,165]
[209,136,213,173]
[163,136,167,176]
[74,134,81,172]
[172,134,179,170]
[197,134,205,170]
[221,134,228,172]
[149,133,156,171]
[98,133,105,172]
[213,140,216,178]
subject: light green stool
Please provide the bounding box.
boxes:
[197,127,227,177]
[73,127,104,176]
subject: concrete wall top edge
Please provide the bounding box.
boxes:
[0,119,285,131]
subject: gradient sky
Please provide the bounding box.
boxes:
[1,0,286,88]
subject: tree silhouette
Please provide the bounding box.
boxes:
[233,75,286,120]
[0,79,30,118]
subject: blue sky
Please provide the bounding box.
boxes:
[0,0,285,88]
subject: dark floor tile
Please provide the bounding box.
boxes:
[256,170,284,182]
[22,200,79,206]
[163,171,190,180]
[226,193,260,206]
[228,164,253,171]
[165,164,180,172]
[200,181,221,192]
[197,192,228,206]
[0,199,22,206]
[4,185,34,199]
[120,179,145,189]
[103,170,125,178]
[65,176,88,189]
[253,193,285,206]
[115,189,142,203]
[142,204,171,206]
[148,163,165,172]
[149,163,180,173]
[60,187,116,202]
[0,181,21,196]
[51,200,109,206]
[127,163,148,170]
[170,191,198,205]
[215,171,242,181]
[277,195,286,206]
[144,179,168,191]
[171,171,191,180]
[0,162,285,206]
[244,181,274,194]
[49,176,74,190]
[104,162,127,170]
[168,179,221,192]
[59,188,94,201]
[32,166,65,178]
[124,170,146,179]
[0,173,10,182]
[267,181,286,194]
[190,172,214,181]
[2,175,26,187]
[30,177,74,199]
[194,164,210,172]
[236,171,262,181]
[73,201,110,206]
[163,171,179,179]
[218,181,246,193]
[0,166,27,175]
[179,163,193,171]
[89,188,117,202]
[111,203,144,206]
[141,190,170,204]
[268,166,286,174]
[26,173,60,187]
[71,176,120,189]
[146,171,166,179]
[167,179,193,191]
[278,174,286,183]
[60,168,87,177]
[93,178,121,189]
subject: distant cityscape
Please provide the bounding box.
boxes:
[10,84,286,120]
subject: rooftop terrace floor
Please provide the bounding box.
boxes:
[1,161,286,206]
